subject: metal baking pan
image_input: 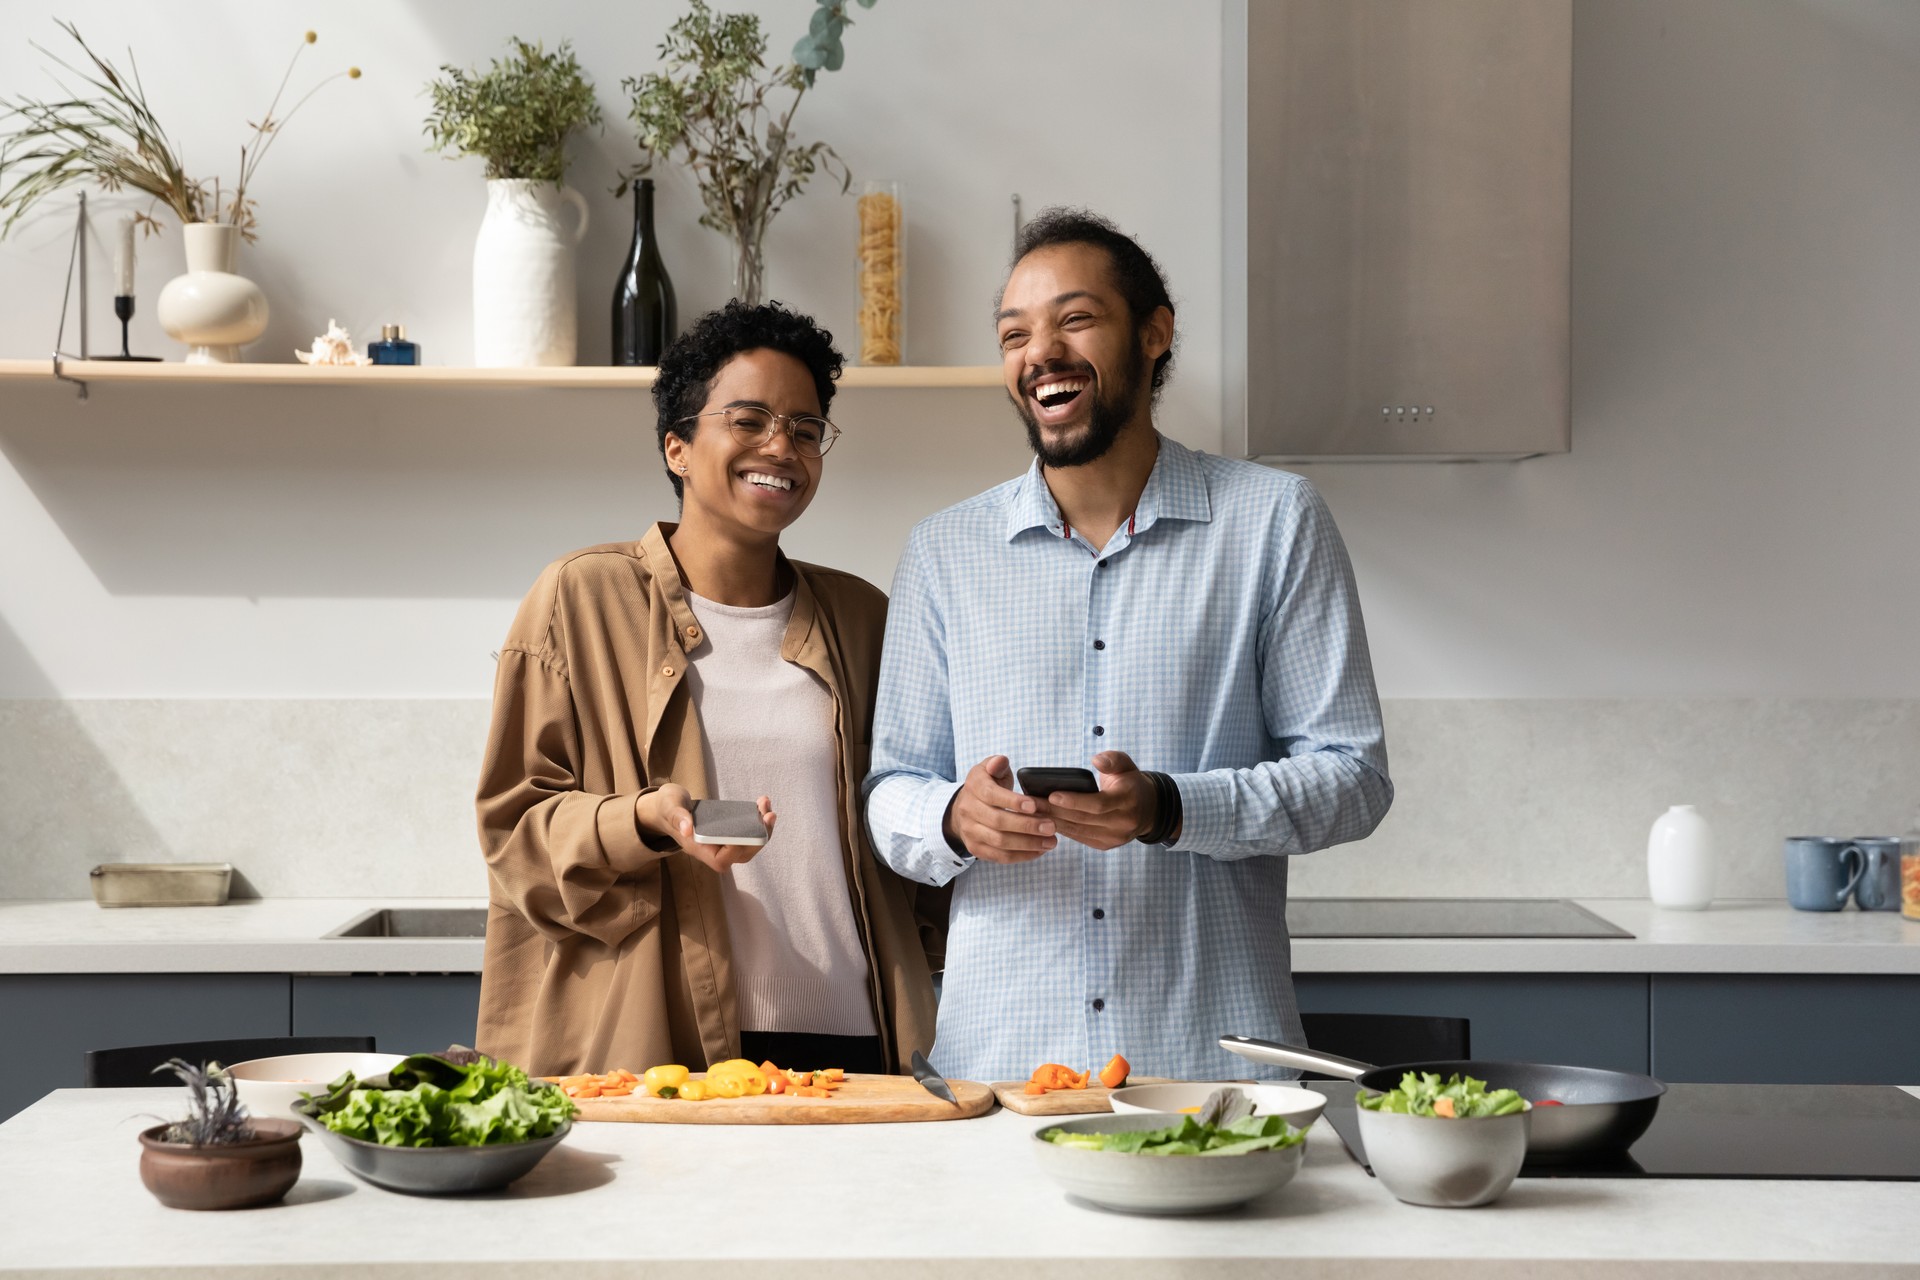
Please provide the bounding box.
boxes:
[90,862,234,908]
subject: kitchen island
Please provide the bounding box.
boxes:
[0,1086,1912,1278]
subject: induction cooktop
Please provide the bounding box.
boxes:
[1286,897,1632,939]
[1309,1082,1920,1180]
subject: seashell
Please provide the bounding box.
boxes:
[295,318,371,366]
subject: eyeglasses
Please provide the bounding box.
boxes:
[677,406,842,458]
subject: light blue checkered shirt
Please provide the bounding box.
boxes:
[862,435,1392,1083]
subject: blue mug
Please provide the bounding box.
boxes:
[1783,837,1863,911]
[1845,838,1902,912]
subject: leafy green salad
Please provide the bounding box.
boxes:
[1041,1087,1306,1157]
[301,1048,576,1147]
[1357,1071,1527,1118]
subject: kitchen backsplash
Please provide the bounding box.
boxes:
[2,698,1915,901]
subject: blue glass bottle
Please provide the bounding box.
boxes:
[368,323,420,365]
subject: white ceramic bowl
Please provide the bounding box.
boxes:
[228,1052,405,1119]
[1108,1082,1328,1130]
[1355,1102,1532,1208]
[1031,1112,1307,1215]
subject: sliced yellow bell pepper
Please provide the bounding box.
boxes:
[642,1064,690,1097]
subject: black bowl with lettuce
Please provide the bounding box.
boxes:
[292,1047,576,1195]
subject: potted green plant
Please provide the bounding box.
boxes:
[0,23,359,362]
[136,1059,303,1211]
[425,39,602,367]
[623,0,875,305]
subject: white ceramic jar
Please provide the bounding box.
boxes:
[1647,804,1715,910]
[472,179,589,367]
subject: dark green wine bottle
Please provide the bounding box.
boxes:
[612,179,676,365]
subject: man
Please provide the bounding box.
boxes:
[862,208,1392,1082]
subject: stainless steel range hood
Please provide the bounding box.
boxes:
[1225,0,1572,462]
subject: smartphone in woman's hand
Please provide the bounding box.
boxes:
[690,799,771,847]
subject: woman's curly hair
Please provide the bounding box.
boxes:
[652,300,845,501]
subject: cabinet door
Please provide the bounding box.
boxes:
[291,975,481,1056]
[0,974,289,1122]
[1651,975,1920,1084]
[1295,973,1650,1073]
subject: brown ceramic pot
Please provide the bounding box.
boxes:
[137,1119,303,1210]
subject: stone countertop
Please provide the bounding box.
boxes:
[0,1086,1913,1279]
[1,896,1917,976]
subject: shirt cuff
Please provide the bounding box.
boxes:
[919,780,971,875]
[1162,771,1245,859]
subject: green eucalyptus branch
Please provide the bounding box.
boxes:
[619,0,873,243]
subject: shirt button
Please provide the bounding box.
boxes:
[686,626,700,642]
[1098,559,1110,569]
[1092,639,1105,650]
[1092,908,1105,920]
[661,665,675,677]
[1093,725,1105,736]
[1092,998,1105,1012]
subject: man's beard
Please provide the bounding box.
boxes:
[1012,337,1149,469]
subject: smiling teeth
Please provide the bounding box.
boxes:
[1035,379,1089,400]
[745,473,794,491]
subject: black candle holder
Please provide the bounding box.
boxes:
[92,295,161,362]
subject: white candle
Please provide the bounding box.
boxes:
[116,217,135,296]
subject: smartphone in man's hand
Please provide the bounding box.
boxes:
[1016,767,1099,796]
[690,799,771,847]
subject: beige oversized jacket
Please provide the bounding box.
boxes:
[474,523,941,1077]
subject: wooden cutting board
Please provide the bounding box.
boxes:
[989,1077,1174,1116]
[567,1073,994,1125]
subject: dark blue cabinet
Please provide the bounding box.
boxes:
[1295,973,1651,1073]
[1650,975,1920,1084]
[0,974,289,1122]
[292,974,481,1056]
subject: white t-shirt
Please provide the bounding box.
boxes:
[683,588,878,1037]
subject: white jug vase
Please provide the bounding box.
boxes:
[473,179,589,367]
[156,223,269,364]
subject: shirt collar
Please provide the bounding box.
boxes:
[1002,432,1213,543]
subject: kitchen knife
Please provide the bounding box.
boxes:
[910,1049,958,1106]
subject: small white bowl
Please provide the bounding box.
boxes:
[1032,1112,1306,1215]
[228,1052,405,1119]
[1109,1082,1328,1130]
[1356,1102,1532,1208]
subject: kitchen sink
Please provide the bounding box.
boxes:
[325,907,488,939]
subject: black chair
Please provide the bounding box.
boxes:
[1297,1013,1470,1078]
[85,1036,377,1089]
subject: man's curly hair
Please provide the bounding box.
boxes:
[652,300,845,502]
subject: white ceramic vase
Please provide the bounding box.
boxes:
[473,179,589,367]
[1647,804,1715,911]
[155,223,269,364]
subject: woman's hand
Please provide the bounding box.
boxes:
[635,785,776,873]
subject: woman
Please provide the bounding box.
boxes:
[474,301,939,1077]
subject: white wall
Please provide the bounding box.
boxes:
[0,0,1224,698]
[4,0,1920,897]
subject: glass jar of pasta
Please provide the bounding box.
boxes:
[1901,811,1920,921]
[856,181,905,365]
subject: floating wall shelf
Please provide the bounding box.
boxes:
[0,358,1002,391]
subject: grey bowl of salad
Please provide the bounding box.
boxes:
[1354,1073,1531,1208]
[1032,1088,1307,1215]
[292,1048,576,1195]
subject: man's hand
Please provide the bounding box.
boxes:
[635,785,776,874]
[943,755,1057,864]
[1045,751,1157,851]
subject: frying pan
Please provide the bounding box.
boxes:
[1220,1034,1665,1161]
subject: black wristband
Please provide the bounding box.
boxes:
[940,789,971,858]
[1139,771,1182,846]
